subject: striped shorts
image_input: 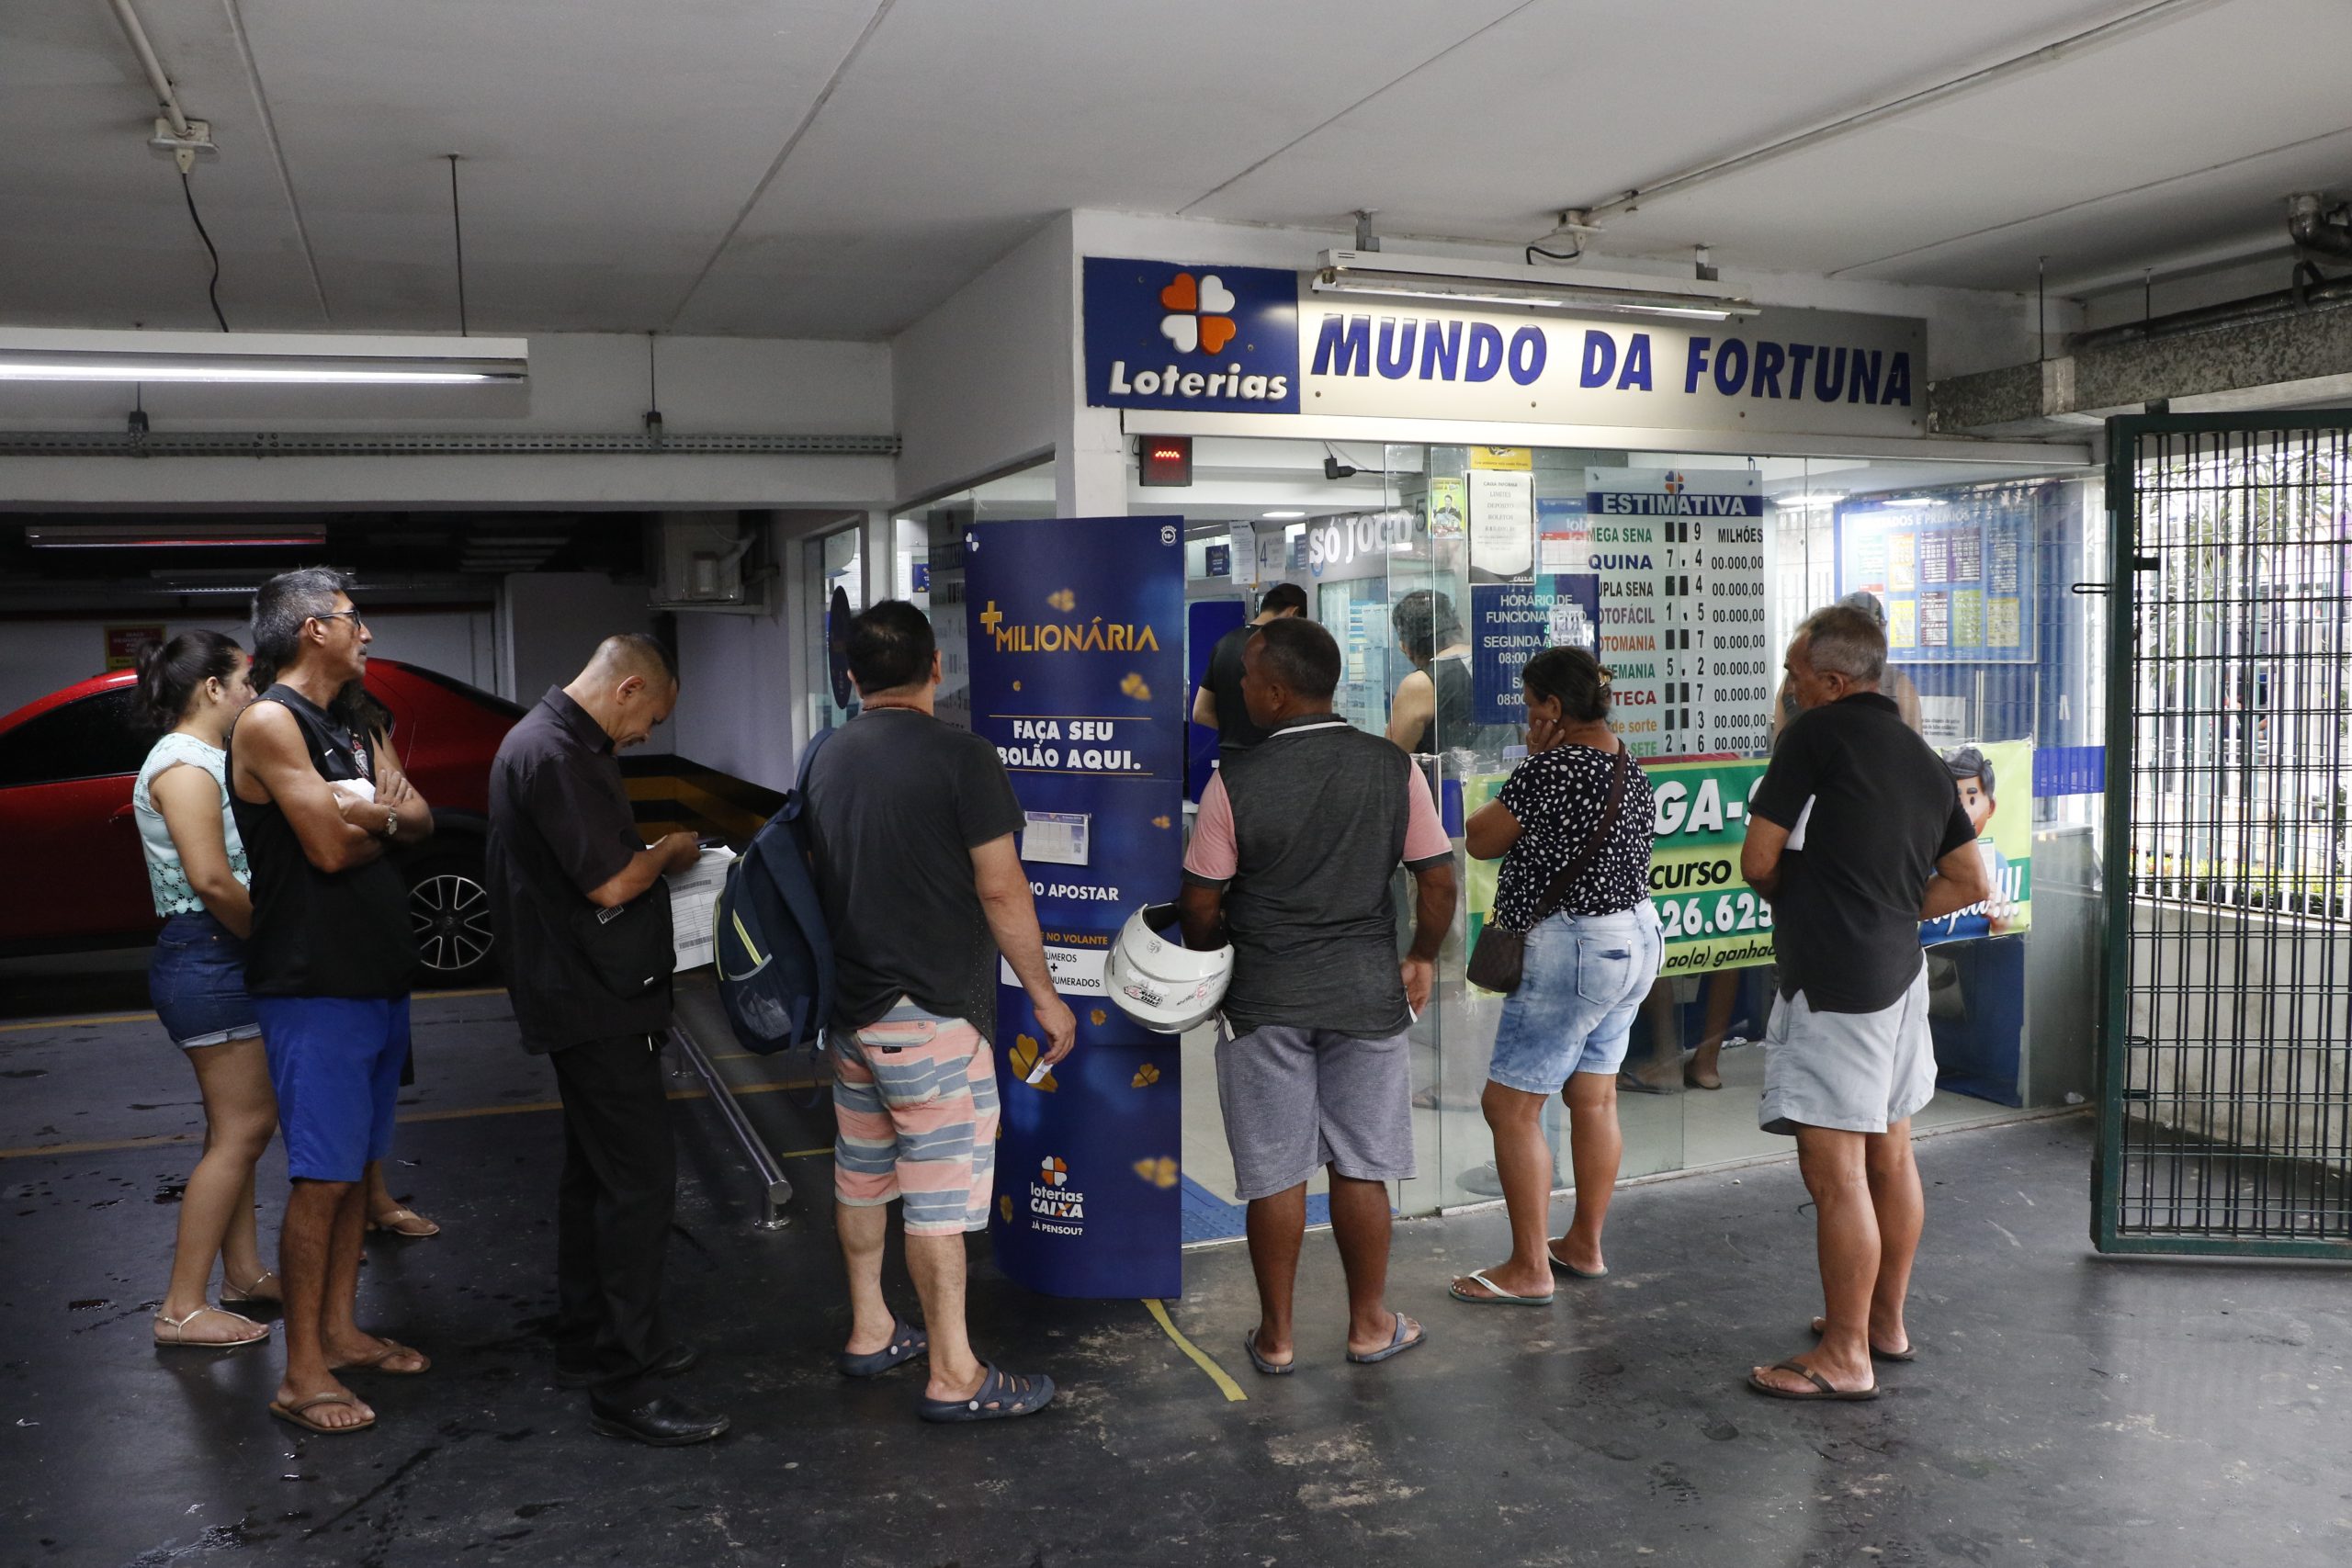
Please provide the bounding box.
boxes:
[831,998,1000,1236]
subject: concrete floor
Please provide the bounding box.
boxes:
[3,983,2349,1568]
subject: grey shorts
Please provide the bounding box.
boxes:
[1758,965,1937,1136]
[1215,1023,1415,1201]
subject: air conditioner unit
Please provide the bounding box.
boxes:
[651,516,766,612]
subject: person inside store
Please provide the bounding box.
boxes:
[1192,581,1306,753]
[487,634,727,1448]
[1385,587,1476,753]
[1772,590,1922,739]
[332,677,444,1242]
[1178,616,1457,1372]
[804,600,1072,1423]
[130,632,280,1348]
[1739,604,1988,1401]
[1448,648,1661,1303]
[229,569,435,1435]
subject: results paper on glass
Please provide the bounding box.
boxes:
[665,846,737,972]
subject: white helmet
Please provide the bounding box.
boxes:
[1105,903,1232,1034]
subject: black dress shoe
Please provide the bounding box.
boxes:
[588,1393,730,1447]
[556,1343,699,1391]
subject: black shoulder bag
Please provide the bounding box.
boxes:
[1465,747,1633,995]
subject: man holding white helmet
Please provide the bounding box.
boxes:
[1176,617,1457,1375]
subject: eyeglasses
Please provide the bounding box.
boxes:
[312,608,366,630]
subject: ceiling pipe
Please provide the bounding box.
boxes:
[1572,0,2222,223]
[106,0,193,139]
[2071,272,2352,351]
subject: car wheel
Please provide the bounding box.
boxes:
[405,841,498,987]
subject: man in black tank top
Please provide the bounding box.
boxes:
[230,569,435,1435]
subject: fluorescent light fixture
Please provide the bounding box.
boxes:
[1774,491,1848,512]
[1314,250,1759,321]
[1889,494,1951,508]
[28,523,327,548]
[1261,510,1306,520]
[0,327,527,385]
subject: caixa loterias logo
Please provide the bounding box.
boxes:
[1082,256,1302,413]
[1028,1154,1086,1235]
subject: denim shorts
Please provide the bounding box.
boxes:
[1486,903,1665,1094]
[148,911,262,1050]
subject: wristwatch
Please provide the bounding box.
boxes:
[380,807,400,840]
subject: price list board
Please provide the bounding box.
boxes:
[1586,469,1775,758]
[1838,488,2039,664]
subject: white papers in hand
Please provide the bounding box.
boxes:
[664,845,737,972]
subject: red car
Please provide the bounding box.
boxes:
[0,659,521,986]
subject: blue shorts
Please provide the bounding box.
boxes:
[148,912,262,1049]
[253,995,412,1181]
[1486,904,1664,1094]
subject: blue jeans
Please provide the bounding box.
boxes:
[1485,904,1665,1095]
[148,911,261,1049]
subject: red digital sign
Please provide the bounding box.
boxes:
[1136,435,1193,488]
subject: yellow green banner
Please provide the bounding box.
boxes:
[1463,738,2033,986]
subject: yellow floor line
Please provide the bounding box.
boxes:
[0,1079,831,1160]
[1144,1297,1248,1404]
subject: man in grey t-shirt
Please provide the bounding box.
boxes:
[804,602,1074,1423]
[1179,617,1456,1374]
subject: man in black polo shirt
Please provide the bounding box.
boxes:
[486,635,727,1446]
[1738,604,1988,1403]
[1191,581,1306,754]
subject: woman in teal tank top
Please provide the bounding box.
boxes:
[132,633,280,1347]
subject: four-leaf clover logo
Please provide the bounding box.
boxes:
[1159,271,1238,355]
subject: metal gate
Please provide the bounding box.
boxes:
[2097,411,2352,1256]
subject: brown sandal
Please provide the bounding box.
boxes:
[153,1304,269,1348]
[1747,1359,1878,1402]
[338,1340,432,1375]
[366,1207,441,1238]
[269,1391,376,1434]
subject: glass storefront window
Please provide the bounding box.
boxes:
[803,525,863,737]
[1131,434,2102,1224]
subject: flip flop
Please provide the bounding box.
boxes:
[1345,1314,1426,1365]
[837,1317,928,1378]
[917,1363,1055,1423]
[338,1341,431,1375]
[1615,1070,1673,1096]
[1545,1243,1609,1280]
[268,1391,376,1435]
[1449,1269,1554,1306]
[153,1304,269,1348]
[1747,1359,1879,1402]
[367,1208,441,1238]
[1810,1316,1917,1362]
[1242,1328,1295,1376]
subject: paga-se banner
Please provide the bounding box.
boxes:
[964,514,1186,1299]
[1464,739,2033,981]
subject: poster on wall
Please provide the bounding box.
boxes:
[965,515,1186,1299]
[1838,488,2039,664]
[1426,477,1466,541]
[1470,575,1599,726]
[1468,468,1533,581]
[1459,738,2034,981]
[1586,468,1774,759]
[104,625,165,671]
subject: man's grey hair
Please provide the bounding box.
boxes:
[250,568,352,671]
[1797,603,1886,687]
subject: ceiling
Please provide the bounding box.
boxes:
[3,0,2345,341]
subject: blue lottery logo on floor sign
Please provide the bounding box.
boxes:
[1082,257,1301,413]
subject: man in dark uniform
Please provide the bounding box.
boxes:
[486,635,727,1447]
[1192,581,1306,753]
[231,568,435,1436]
